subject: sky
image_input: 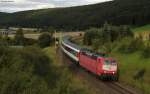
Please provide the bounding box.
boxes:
[0,0,112,13]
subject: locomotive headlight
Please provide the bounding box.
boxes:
[113,72,115,74]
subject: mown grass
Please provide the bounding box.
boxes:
[132,24,150,32]
[112,52,150,94]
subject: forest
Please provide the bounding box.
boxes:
[0,0,150,30]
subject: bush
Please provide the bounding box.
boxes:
[118,37,144,53]
[142,46,150,58]
[92,39,100,51]
[83,28,99,45]
[133,68,146,80]
[14,28,25,45]
[83,24,133,47]
[0,46,91,94]
[38,33,53,48]
[24,38,37,45]
[0,46,54,94]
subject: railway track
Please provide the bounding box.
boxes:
[104,82,136,94]
[58,47,141,94]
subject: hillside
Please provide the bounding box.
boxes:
[132,24,150,32]
[0,0,150,30]
[133,24,150,40]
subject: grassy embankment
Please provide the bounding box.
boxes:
[132,24,150,32]
[111,52,150,94]
[133,24,150,41]
[43,47,98,94]
[74,28,150,94]
[114,25,150,94]
[77,41,150,94]
[108,25,150,94]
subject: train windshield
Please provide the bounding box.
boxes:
[104,60,117,65]
[104,60,111,65]
[96,52,109,58]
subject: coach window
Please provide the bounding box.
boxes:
[82,52,86,55]
[91,54,97,60]
[71,50,77,56]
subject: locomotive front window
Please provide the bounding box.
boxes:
[104,60,111,65]
[104,60,117,65]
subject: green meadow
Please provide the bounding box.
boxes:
[112,52,150,94]
[132,24,150,32]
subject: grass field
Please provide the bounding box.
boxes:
[132,24,150,32]
[132,25,150,40]
[112,52,150,94]
[7,31,84,39]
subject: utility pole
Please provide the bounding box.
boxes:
[55,30,56,49]
[59,31,62,44]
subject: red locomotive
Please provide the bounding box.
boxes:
[79,49,118,80]
[61,36,118,81]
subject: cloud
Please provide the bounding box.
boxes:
[0,0,112,13]
[0,0,55,12]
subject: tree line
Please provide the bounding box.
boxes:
[0,0,150,30]
[0,28,54,48]
[83,23,150,58]
[0,30,90,94]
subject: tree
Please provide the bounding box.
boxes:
[38,33,53,48]
[142,45,150,58]
[103,23,112,43]
[48,27,55,37]
[92,39,100,51]
[120,25,133,38]
[83,28,99,45]
[0,47,53,94]
[14,28,25,45]
[118,37,144,53]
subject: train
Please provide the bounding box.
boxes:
[61,36,119,81]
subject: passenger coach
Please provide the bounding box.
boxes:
[61,36,81,62]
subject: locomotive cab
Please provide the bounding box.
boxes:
[98,58,118,80]
[102,59,117,73]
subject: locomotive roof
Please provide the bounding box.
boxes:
[81,48,109,59]
[62,36,81,51]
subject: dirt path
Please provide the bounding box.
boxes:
[57,47,142,94]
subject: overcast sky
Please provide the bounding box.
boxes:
[0,0,112,13]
